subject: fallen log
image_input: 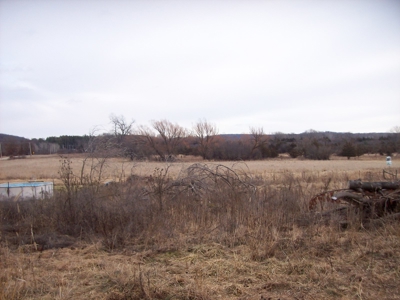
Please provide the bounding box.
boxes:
[349,180,400,192]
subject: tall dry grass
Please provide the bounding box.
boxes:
[0,155,399,299]
[0,153,393,182]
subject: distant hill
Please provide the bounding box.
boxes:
[219,134,243,140]
[219,132,393,140]
[0,133,30,143]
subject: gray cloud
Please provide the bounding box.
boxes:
[1,0,399,138]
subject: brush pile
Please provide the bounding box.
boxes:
[309,179,400,221]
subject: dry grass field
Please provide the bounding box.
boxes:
[0,153,395,183]
[1,154,399,299]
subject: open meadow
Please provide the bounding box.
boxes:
[1,154,400,299]
[0,153,395,183]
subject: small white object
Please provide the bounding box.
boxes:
[386,156,392,166]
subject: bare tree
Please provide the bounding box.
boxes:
[249,127,268,157]
[390,126,400,133]
[137,124,164,160]
[389,126,400,155]
[193,119,218,160]
[108,114,142,159]
[138,119,187,161]
[109,114,135,142]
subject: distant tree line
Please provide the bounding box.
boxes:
[0,119,399,160]
[45,135,90,153]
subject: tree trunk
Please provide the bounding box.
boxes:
[349,180,400,192]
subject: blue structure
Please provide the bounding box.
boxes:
[0,181,53,200]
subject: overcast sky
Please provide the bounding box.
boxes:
[1,0,399,139]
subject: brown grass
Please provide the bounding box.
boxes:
[1,154,399,299]
[0,153,394,183]
[1,224,400,299]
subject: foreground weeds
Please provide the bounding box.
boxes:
[1,223,399,299]
[1,160,400,299]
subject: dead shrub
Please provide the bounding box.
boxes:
[2,159,393,255]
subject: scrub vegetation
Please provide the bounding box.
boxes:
[0,152,399,299]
